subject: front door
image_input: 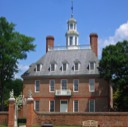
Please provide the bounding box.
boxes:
[60,100,68,112]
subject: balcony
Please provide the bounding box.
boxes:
[55,89,71,96]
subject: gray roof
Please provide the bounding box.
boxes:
[22,49,99,77]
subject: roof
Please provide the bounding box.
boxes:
[22,48,99,78]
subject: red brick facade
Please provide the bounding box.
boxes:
[22,99,128,127]
[90,33,98,57]
[0,112,8,125]
[8,99,15,127]
[22,75,110,118]
[26,98,34,127]
[33,112,128,126]
[2,98,128,127]
[46,36,54,52]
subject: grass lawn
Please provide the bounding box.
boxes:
[0,125,7,127]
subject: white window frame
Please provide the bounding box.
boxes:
[73,100,79,112]
[89,62,95,71]
[49,100,55,112]
[35,80,40,92]
[49,80,55,92]
[36,64,42,72]
[34,100,40,111]
[50,63,56,72]
[89,79,95,92]
[61,79,68,90]
[89,99,95,112]
[73,79,79,92]
[62,63,68,71]
[74,62,80,71]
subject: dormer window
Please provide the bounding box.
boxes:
[63,63,66,71]
[89,62,95,70]
[50,63,56,72]
[75,63,78,70]
[74,61,80,71]
[62,63,68,71]
[36,64,42,71]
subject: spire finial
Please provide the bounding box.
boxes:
[71,0,74,17]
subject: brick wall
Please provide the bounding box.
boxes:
[32,112,128,126]
[22,76,110,117]
[0,112,8,125]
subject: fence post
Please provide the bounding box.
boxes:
[8,94,15,127]
[26,96,34,127]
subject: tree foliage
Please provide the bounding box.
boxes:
[99,40,128,111]
[0,17,36,110]
[4,79,23,111]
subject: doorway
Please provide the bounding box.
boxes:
[60,100,68,112]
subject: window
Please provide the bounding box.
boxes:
[89,62,95,70]
[61,80,67,90]
[49,80,55,92]
[73,79,79,92]
[49,100,55,112]
[74,62,80,71]
[37,64,40,71]
[73,100,78,112]
[35,80,40,92]
[89,79,95,92]
[89,100,95,112]
[70,36,73,45]
[50,63,55,71]
[70,23,73,29]
[75,36,77,45]
[34,100,39,111]
[62,63,67,71]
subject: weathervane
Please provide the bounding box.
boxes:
[71,0,74,17]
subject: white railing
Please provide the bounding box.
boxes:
[55,89,71,96]
[48,45,91,51]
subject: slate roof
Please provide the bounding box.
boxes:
[22,48,99,78]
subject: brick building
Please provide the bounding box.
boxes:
[22,14,112,116]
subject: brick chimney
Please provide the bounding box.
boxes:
[46,36,54,53]
[90,33,98,57]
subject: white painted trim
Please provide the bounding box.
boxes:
[49,100,55,112]
[50,63,56,72]
[73,100,79,112]
[34,100,39,111]
[49,80,55,92]
[35,80,40,93]
[60,100,68,112]
[73,79,79,92]
[89,79,95,92]
[62,63,68,71]
[61,79,68,90]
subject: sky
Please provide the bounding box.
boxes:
[0,0,128,79]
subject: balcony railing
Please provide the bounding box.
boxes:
[48,45,91,51]
[55,89,71,96]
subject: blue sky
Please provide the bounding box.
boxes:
[0,0,128,79]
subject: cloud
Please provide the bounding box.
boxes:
[18,65,29,72]
[14,64,29,79]
[99,21,128,58]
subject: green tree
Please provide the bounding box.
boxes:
[4,79,23,111]
[0,17,36,111]
[99,40,128,111]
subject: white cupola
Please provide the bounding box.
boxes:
[65,1,79,49]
